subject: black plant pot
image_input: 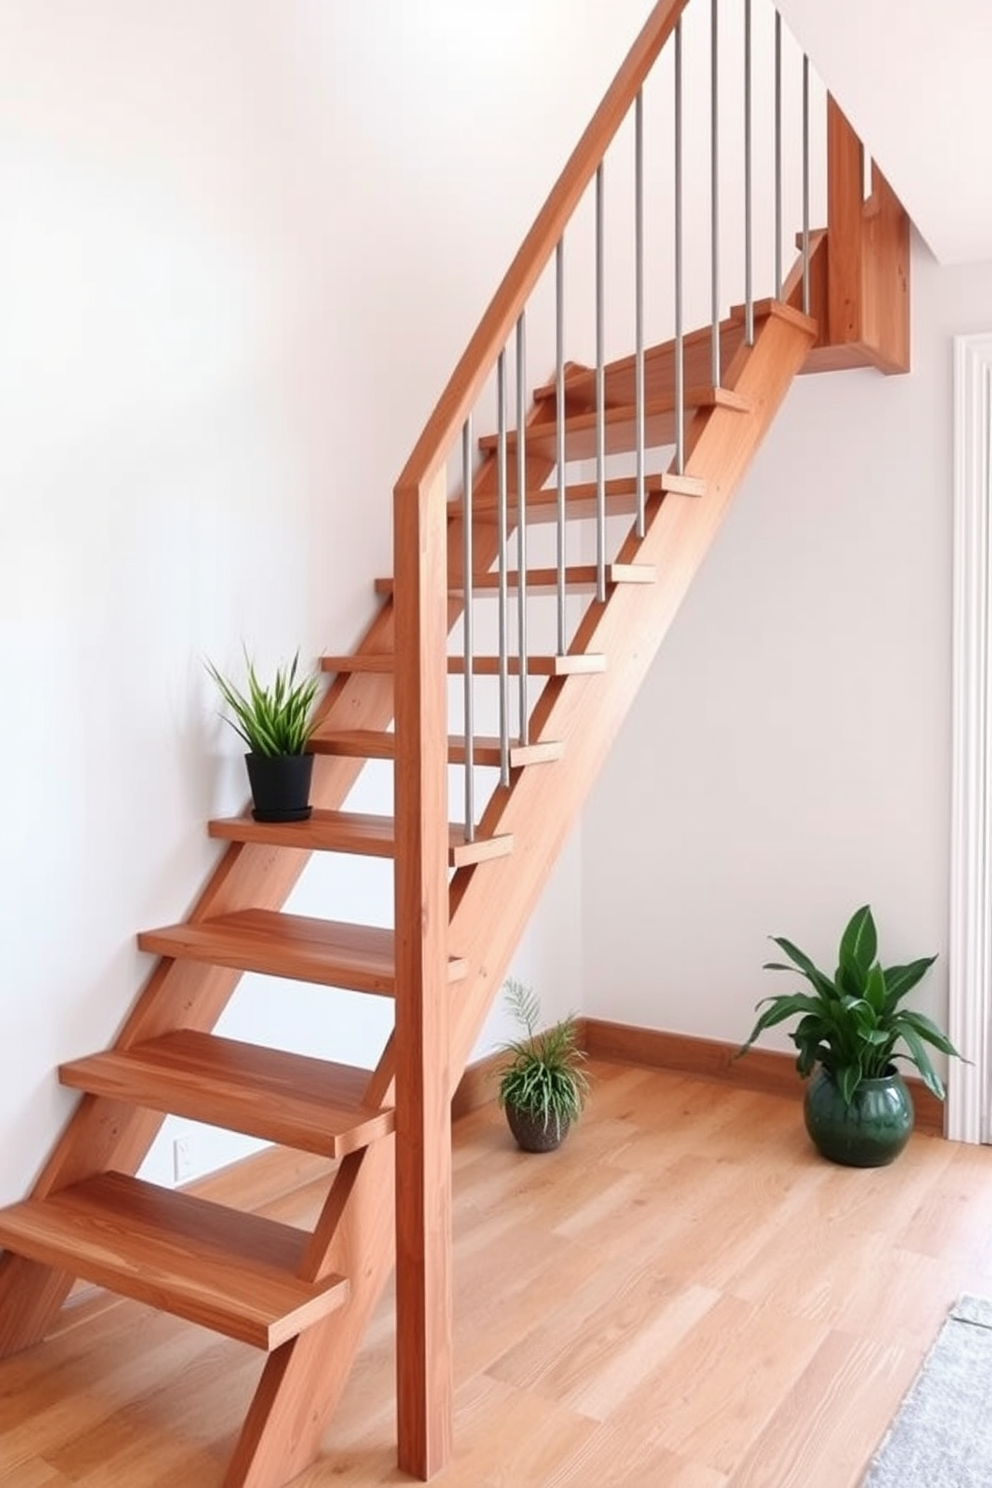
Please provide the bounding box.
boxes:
[505,1103,571,1153]
[244,752,314,823]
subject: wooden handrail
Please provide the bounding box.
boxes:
[394,0,691,503]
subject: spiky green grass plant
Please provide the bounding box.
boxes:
[496,978,589,1140]
[206,649,319,757]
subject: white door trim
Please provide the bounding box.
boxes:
[948,332,992,1143]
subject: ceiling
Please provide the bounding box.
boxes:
[777,0,992,266]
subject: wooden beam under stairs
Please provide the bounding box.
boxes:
[207,808,513,868]
[0,1172,349,1349]
[59,1031,394,1158]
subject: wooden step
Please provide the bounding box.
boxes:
[207,808,513,868]
[478,387,749,463]
[319,652,606,678]
[138,910,467,995]
[59,1031,394,1158]
[375,563,656,598]
[531,311,757,409]
[453,472,706,524]
[0,1171,348,1349]
[309,730,563,769]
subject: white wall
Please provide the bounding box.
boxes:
[582,243,992,1056]
[2,0,979,1203]
[0,0,660,1200]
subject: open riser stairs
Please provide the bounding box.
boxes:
[0,1,909,1483]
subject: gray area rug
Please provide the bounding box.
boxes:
[861,1295,992,1487]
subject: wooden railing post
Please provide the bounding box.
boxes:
[393,467,453,1480]
[825,94,910,373]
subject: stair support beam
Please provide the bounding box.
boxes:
[393,465,454,1479]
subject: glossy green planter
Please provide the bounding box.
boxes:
[803,1066,915,1168]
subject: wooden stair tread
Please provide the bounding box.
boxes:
[453,472,706,522]
[0,1171,348,1350]
[207,808,513,867]
[59,1030,394,1159]
[319,653,605,678]
[138,910,467,995]
[375,563,656,597]
[478,387,749,462]
[530,299,797,406]
[310,730,563,768]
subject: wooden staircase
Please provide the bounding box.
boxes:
[0,1,909,1484]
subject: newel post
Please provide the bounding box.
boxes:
[393,466,453,1479]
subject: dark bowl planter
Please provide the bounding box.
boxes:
[505,1103,571,1153]
[245,752,314,823]
[803,1065,915,1168]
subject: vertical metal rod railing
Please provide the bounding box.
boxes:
[802,52,810,315]
[709,0,720,388]
[674,18,685,475]
[515,312,529,744]
[744,0,754,346]
[461,420,475,842]
[634,89,646,540]
[774,11,783,300]
[496,351,510,787]
[555,239,567,654]
[595,161,606,604]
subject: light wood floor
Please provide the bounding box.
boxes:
[4,1061,992,1486]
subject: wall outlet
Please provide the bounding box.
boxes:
[173,1135,194,1184]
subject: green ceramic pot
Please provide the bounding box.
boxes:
[803,1065,914,1168]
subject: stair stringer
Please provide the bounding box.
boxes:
[219,301,816,1488]
[447,301,816,1075]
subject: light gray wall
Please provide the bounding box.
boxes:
[582,243,992,1052]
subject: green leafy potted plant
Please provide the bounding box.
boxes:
[207,649,320,823]
[495,979,589,1153]
[738,904,961,1167]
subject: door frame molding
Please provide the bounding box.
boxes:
[948,331,992,1142]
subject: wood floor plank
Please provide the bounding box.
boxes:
[5,1066,992,1486]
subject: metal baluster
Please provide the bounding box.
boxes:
[710,0,720,388]
[774,10,783,300]
[596,161,606,604]
[556,239,567,655]
[516,312,529,745]
[635,89,646,539]
[461,420,475,842]
[496,351,510,788]
[802,52,810,315]
[674,19,684,475]
[744,0,753,345]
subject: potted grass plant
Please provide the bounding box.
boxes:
[738,904,962,1167]
[495,979,589,1153]
[207,649,320,823]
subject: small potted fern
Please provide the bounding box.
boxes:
[207,649,320,822]
[495,979,589,1153]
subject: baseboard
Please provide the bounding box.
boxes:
[581,1017,946,1137]
[451,1046,503,1121]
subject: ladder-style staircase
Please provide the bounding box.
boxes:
[0,2,909,1484]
